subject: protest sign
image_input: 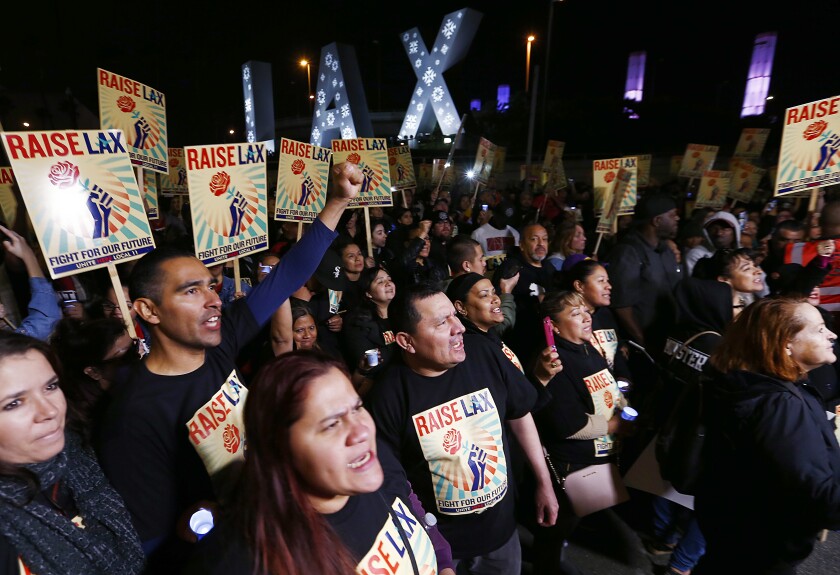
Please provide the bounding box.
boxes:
[634,153,652,188]
[775,94,840,196]
[97,68,168,174]
[0,168,18,228]
[596,168,632,235]
[276,137,332,223]
[185,142,269,265]
[160,148,189,194]
[388,144,417,190]
[432,158,455,189]
[593,156,638,216]
[143,170,159,220]
[733,128,770,160]
[729,161,766,203]
[542,140,567,190]
[0,130,156,278]
[331,138,392,208]
[679,144,719,178]
[472,137,496,184]
[695,171,731,209]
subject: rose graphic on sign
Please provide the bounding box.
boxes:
[209,171,231,196]
[603,389,614,409]
[48,161,114,239]
[116,96,136,113]
[442,429,462,455]
[48,161,79,189]
[804,120,828,141]
[223,424,241,454]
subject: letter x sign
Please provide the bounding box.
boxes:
[398,8,482,139]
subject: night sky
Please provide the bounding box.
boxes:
[3,0,839,158]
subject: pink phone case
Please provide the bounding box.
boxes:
[543,317,556,349]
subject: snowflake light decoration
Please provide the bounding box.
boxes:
[397,8,481,139]
[308,42,373,147]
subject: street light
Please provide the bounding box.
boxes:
[541,0,564,141]
[299,58,312,105]
[526,34,536,92]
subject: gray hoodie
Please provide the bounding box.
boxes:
[685,211,742,276]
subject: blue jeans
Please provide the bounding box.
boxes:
[653,496,706,572]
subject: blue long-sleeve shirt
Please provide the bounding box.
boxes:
[14,276,61,341]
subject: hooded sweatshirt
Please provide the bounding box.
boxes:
[684,211,742,276]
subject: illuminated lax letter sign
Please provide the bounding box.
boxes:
[309,43,373,147]
[242,61,276,152]
[398,7,482,138]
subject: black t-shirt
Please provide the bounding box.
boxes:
[505,251,555,366]
[99,220,338,553]
[98,300,258,544]
[186,441,446,575]
[534,337,625,465]
[368,333,537,559]
[340,308,396,376]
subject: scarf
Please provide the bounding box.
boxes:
[0,432,145,575]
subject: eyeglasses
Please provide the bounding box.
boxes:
[102,301,131,313]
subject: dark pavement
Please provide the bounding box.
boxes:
[518,489,840,574]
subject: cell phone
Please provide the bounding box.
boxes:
[543,316,556,350]
[498,259,521,280]
[481,204,489,211]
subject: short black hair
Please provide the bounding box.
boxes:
[773,219,805,237]
[332,235,362,257]
[390,282,443,334]
[692,248,755,280]
[128,245,195,303]
[445,234,481,273]
[291,301,315,323]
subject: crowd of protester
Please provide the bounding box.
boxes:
[1,160,839,575]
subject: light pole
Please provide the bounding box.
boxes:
[299,58,312,108]
[541,0,564,141]
[526,35,536,92]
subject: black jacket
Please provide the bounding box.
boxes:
[696,369,840,573]
[655,278,732,426]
